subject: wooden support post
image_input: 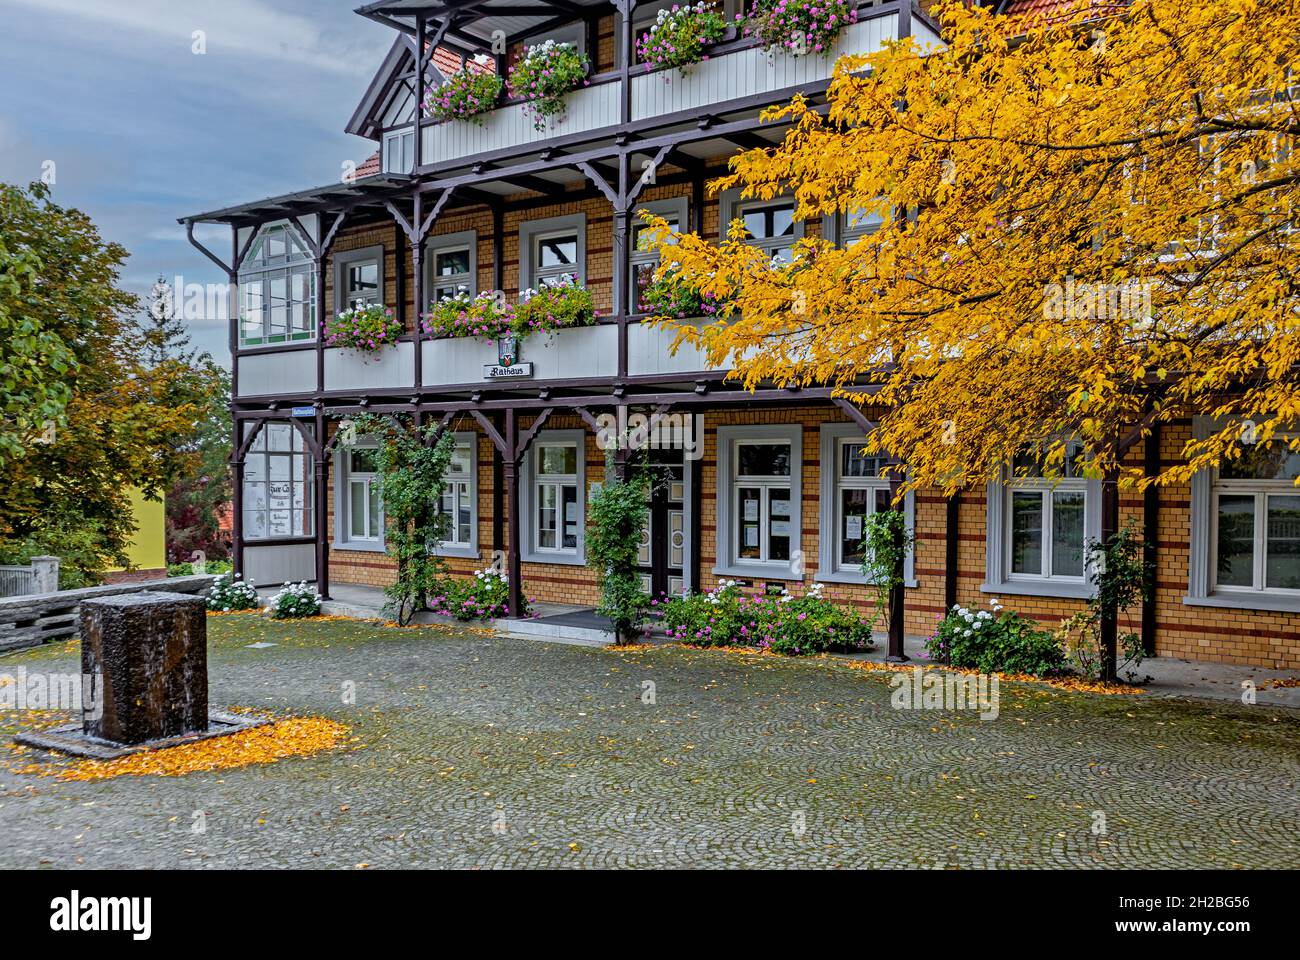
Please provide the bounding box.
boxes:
[504,407,524,616]
[887,475,908,662]
[944,491,960,612]
[411,192,424,391]
[314,442,331,600]
[230,455,245,579]
[1100,468,1121,681]
[1141,421,1161,657]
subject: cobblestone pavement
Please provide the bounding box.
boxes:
[1,616,1298,869]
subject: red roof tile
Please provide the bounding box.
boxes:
[356,151,381,177]
[1002,0,1128,23]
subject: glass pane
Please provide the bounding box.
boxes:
[738,486,761,560]
[435,248,470,277]
[1010,491,1044,575]
[242,279,264,341]
[538,484,557,549]
[562,485,578,549]
[633,261,657,312]
[840,488,869,568]
[633,218,678,251]
[449,445,472,476]
[266,227,286,259]
[539,445,576,475]
[1051,491,1085,577]
[841,442,885,478]
[742,203,794,240]
[368,484,381,539]
[350,447,380,474]
[1266,495,1300,589]
[347,261,379,300]
[538,234,577,267]
[268,275,287,336]
[350,482,366,538]
[1216,494,1255,587]
[737,442,791,477]
[457,484,472,544]
[1219,441,1300,482]
[768,488,791,561]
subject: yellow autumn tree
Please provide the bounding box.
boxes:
[644,0,1300,494]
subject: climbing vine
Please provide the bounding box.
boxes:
[586,452,653,644]
[860,508,911,630]
[343,414,455,624]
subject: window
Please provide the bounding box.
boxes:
[630,197,688,312]
[425,231,477,307]
[243,422,314,541]
[1005,444,1089,581]
[521,428,588,564]
[720,189,805,265]
[1211,440,1300,594]
[816,423,915,584]
[383,127,415,174]
[519,214,586,292]
[237,224,316,347]
[340,443,383,546]
[535,441,580,553]
[334,246,384,312]
[984,441,1100,599]
[437,437,478,553]
[836,200,891,246]
[715,425,803,578]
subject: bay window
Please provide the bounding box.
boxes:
[238,223,316,347]
[243,422,314,541]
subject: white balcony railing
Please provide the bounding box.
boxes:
[420,9,919,171]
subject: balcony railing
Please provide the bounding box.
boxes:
[233,319,734,399]
[419,8,926,171]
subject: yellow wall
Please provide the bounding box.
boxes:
[107,488,166,572]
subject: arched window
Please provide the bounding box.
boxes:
[238,223,316,347]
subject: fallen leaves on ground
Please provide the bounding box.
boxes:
[28,715,353,782]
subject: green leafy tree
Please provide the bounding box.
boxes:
[0,182,208,584]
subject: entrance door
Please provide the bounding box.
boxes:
[636,449,687,600]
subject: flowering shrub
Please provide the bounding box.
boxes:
[422,291,515,341]
[207,573,259,612]
[325,304,402,354]
[426,568,529,621]
[516,274,597,335]
[508,40,590,130]
[637,3,729,76]
[425,69,505,124]
[265,581,322,619]
[658,580,873,655]
[638,267,731,317]
[745,0,858,57]
[925,600,1065,677]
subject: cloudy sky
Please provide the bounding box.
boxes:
[0,0,395,365]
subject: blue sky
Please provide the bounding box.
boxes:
[0,0,396,365]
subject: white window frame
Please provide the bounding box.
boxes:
[983,445,1101,600]
[243,422,315,542]
[520,429,587,565]
[383,126,415,174]
[629,196,688,313]
[719,188,805,264]
[334,437,384,551]
[432,432,480,560]
[237,222,317,349]
[333,245,385,313]
[834,199,892,246]
[715,424,803,580]
[816,423,916,586]
[424,230,478,309]
[519,214,586,292]
[1187,416,1300,612]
